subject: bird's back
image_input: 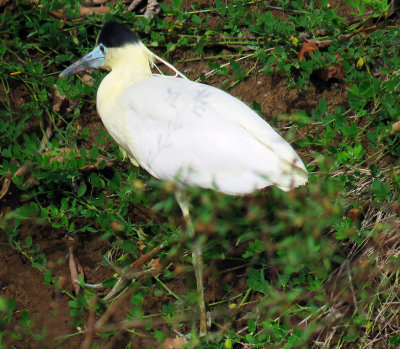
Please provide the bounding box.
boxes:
[101,75,307,195]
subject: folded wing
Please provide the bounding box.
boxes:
[114,75,307,194]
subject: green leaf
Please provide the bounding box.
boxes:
[25,236,33,248]
[154,289,163,296]
[318,98,327,115]
[89,147,99,161]
[191,14,202,25]
[69,308,82,317]
[248,319,256,332]
[215,0,227,15]
[102,278,117,288]
[77,184,87,197]
[82,127,90,138]
[43,269,52,284]
[79,147,87,158]
[246,268,268,293]
[61,198,68,212]
[245,333,256,343]
[68,300,79,308]
[371,180,389,201]
[120,239,137,253]
[171,0,183,9]
[111,171,122,189]
[19,310,30,326]
[390,334,400,345]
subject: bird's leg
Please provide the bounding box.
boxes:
[176,191,207,337]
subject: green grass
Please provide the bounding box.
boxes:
[1,0,400,348]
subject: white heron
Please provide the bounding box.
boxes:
[60,21,307,336]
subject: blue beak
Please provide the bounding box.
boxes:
[60,45,105,78]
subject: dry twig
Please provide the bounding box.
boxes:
[68,246,81,295]
[80,295,98,349]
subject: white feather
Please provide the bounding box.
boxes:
[97,74,307,195]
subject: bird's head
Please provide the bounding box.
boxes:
[60,21,153,78]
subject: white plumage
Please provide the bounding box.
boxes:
[61,22,307,194]
[98,75,307,194]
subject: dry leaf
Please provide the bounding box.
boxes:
[313,40,332,49]
[81,73,95,86]
[150,258,162,269]
[0,0,11,7]
[346,208,362,223]
[78,5,110,16]
[111,221,123,232]
[68,247,81,295]
[299,41,345,81]
[390,202,400,215]
[82,0,108,5]
[391,120,400,134]
[136,239,146,252]
[298,41,318,61]
[52,85,66,112]
[0,163,34,200]
[163,337,187,349]
[75,256,85,281]
[317,64,345,81]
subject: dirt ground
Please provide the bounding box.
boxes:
[0,0,388,348]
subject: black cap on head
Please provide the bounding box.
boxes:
[97,21,140,48]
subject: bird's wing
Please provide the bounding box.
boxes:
[116,75,307,194]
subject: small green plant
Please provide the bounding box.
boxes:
[0,296,47,346]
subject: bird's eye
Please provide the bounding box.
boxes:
[99,44,105,54]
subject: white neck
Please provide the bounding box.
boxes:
[95,42,155,154]
[97,43,154,109]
